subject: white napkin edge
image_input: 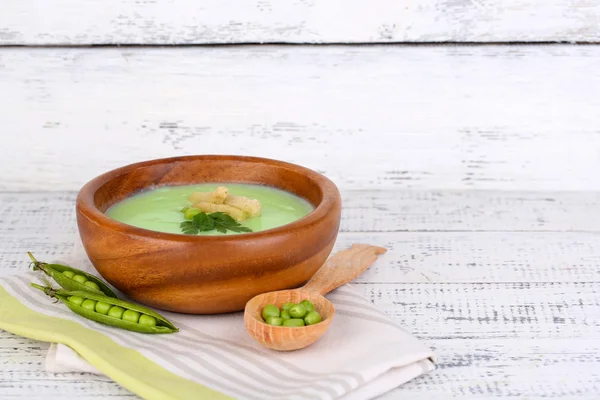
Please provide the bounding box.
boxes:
[46,343,434,399]
[46,343,101,374]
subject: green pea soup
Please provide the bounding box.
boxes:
[105,183,314,235]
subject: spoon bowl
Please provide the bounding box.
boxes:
[244,244,386,351]
[244,289,335,351]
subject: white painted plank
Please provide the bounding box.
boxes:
[5,190,600,234]
[2,295,599,398]
[0,333,135,398]
[384,338,600,399]
[4,230,600,284]
[340,190,600,233]
[1,46,600,192]
[351,282,600,340]
[345,232,600,284]
[2,334,600,399]
[2,192,600,283]
[1,1,599,45]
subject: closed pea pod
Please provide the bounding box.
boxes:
[28,252,118,298]
[30,283,178,334]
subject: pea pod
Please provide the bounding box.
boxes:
[28,252,118,298]
[31,282,178,334]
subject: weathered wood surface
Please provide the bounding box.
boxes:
[2,304,599,398]
[2,191,600,284]
[4,190,600,234]
[1,189,599,398]
[1,0,600,45]
[3,229,600,285]
[2,46,600,192]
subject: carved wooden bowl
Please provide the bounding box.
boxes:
[75,155,341,314]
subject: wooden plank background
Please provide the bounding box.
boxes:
[1,1,599,399]
[1,0,600,45]
[2,45,600,192]
[2,192,599,398]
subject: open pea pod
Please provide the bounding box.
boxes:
[31,283,178,334]
[28,252,118,298]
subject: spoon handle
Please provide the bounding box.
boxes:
[302,244,387,296]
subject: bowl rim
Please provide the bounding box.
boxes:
[76,155,341,242]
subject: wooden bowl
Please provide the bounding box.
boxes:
[75,155,341,314]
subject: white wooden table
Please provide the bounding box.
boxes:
[1,2,600,399]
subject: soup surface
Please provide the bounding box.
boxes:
[105,183,314,235]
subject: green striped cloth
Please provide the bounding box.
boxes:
[0,247,435,400]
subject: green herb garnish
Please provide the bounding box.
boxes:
[180,212,253,235]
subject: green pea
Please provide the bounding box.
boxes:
[123,310,141,323]
[282,302,294,311]
[108,306,125,319]
[289,304,307,318]
[261,304,280,321]
[184,207,202,220]
[282,318,305,327]
[30,283,178,334]
[139,314,157,327]
[266,317,283,326]
[28,253,119,298]
[95,301,112,315]
[304,310,322,325]
[81,299,97,311]
[68,295,84,305]
[280,310,291,320]
[300,300,315,313]
[84,281,101,291]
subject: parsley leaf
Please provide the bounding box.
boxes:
[180,220,199,235]
[180,211,253,235]
[193,212,215,232]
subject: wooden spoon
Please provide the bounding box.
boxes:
[244,244,387,351]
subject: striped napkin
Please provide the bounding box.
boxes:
[0,243,435,400]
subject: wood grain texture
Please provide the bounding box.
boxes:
[385,338,600,399]
[349,282,600,340]
[2,281,599,398]
[1,0,599,45]
[2,191,600,284]
[7,190,600,234]
[3,334,599,399]
[4,230,600,284]
[1,46,600,192]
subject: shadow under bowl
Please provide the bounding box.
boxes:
[75,155,341,314]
